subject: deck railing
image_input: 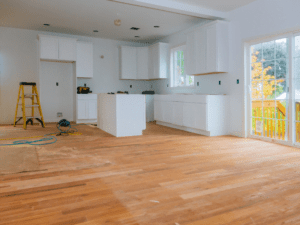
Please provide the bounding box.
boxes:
[252,100,286,140]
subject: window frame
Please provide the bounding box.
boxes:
[245,32,300,147]
[170,45,195,88]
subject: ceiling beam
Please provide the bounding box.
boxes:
[109,0,228,20]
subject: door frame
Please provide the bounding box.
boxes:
[245,33,299,146]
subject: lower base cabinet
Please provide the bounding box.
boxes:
[77,94,97,124]
[154,94,229,136]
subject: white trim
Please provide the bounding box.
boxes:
[156,121,211,136]
[249,134,294,147]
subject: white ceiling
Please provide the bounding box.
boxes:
[0,0,208,43]
[170,0,258,12]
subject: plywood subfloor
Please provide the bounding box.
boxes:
[1,122,300,224]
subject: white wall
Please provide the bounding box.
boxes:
[152,21,231,96]
[227,0,300,136]
[40,61,74,122]
[0,27,153,124]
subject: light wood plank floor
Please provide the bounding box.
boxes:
[1,122,300,225]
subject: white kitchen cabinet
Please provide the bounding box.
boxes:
[59,38,77,61]
[148,43,169,79]
[137,47,149,80]
[39,36,59,60]
[88,100,97,119]
[172,102,183,126]
[182,103,196,128]
[154,94,229,136]
[193,103,207,130]
[154,100,163,121]
[119,42,168,80]
[76,42,93,78]
[77,100,88,119]
[38,35,77,62]
[163,101,173,124]
[120,46,137,80]
[76,94,97,123]
[185,20,228,75]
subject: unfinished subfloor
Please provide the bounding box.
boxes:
[1,122,300,225]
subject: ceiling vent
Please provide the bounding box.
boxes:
[130,27,140,30]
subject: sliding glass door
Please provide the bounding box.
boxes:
[250,38,289,141]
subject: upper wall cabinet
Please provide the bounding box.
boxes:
[76,42,93,78]
[185,20,229,76]
[119,42,169,80]
[120,46,138,80]
[148,43,169,80]
[38,35,77,62]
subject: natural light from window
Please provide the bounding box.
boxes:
[170,45,194,87]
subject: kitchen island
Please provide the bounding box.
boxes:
[97,94,146,137]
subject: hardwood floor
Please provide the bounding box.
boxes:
[1,122,300,224]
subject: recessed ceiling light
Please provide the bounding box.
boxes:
[130,27,140,30]
[93,30,99,33]
[154,26,160,28]
[43,24,50,26]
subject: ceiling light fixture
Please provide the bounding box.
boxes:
[114,19,121,26]
[154,26,160,28]
[43,24,50,26]
[93,30,99,32]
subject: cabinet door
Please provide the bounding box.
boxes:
[206,24,217,73]
[193,103,207,130]
[40,36,58,60]
[59,38,77,61]
[77,100,88,119]
[195,28,207,74]
[172,102,183,126]
[137,47,149,80]
[183,103,195,128]
[76,42,93,78]
[154,101,163,121]
[186,31,196,75]
[162,101,173,123]
[88,100,97,119]
[120,46,137,79]
[158,43,168,79]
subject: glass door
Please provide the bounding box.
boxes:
[250,38,289,140]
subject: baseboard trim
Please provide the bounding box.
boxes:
[156,121,211,136]
[76,119,97,124]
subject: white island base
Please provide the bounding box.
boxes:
[97,94,146,137]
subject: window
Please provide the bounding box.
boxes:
[170,45,194,87]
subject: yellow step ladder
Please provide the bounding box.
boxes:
[14,82,45,129]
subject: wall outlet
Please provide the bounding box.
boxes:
[57,112,63,117]
[56,82,59,86]
[237,79,239,84]
[197,82,199,86]
[219,81,221,85]
[130,85,132,88]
